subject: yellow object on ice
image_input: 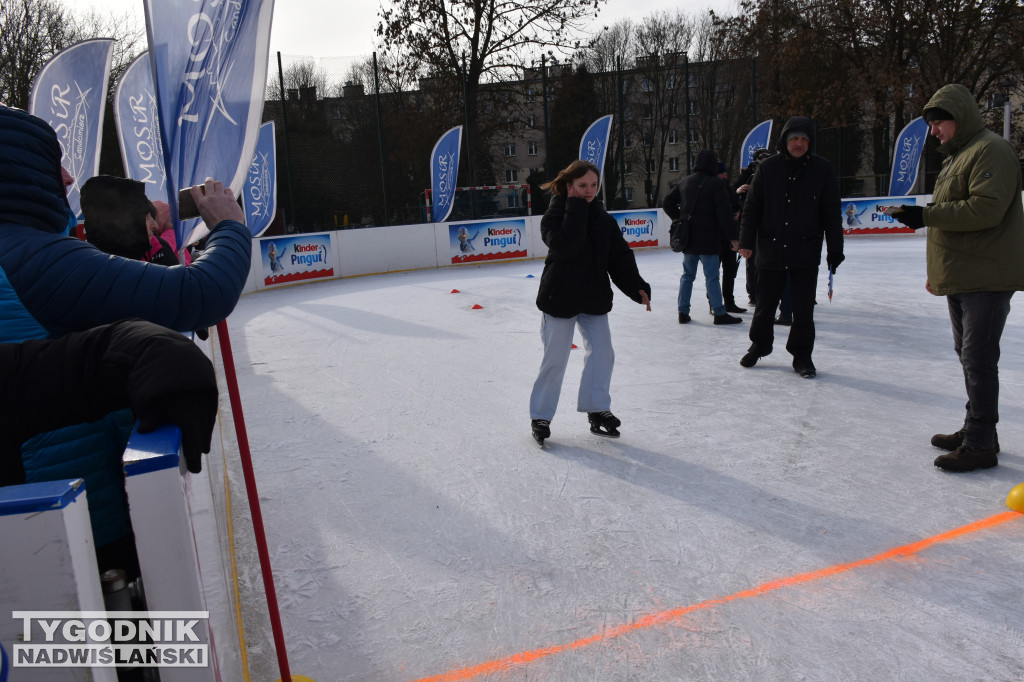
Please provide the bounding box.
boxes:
[1006,483,1024,513]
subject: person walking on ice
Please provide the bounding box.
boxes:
[529,160,651,445]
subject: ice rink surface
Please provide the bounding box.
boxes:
[221,234,1024,681]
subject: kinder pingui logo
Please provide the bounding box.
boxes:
[621,217,653,238]
[291,242,328,267]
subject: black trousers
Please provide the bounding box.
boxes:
[719,242,740,303]
[948,291,1013,448]
[745,250,758,302]
[749,267,819,359]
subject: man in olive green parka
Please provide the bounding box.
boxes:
[893,83,1024,472]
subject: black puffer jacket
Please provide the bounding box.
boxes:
[738,117,843,270]
[662,149,736,255]
[536,196,650,318]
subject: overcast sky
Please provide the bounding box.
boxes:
[71,0,742,61]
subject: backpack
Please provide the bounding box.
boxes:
[669,177,707,253]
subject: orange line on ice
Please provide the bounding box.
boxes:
[411,511,1020,682]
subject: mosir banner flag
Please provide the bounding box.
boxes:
[144,0,275,246]
[430,125,462,223]
[114,52,168,203]
[740,120,772,169]
[579,115,613,188]
[888,117,928,197]
[242,121,277,237]
[29,39,115,221]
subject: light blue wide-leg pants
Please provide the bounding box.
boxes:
[529,313,614,421]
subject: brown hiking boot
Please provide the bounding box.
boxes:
[934,445,998,472]
[931,427,998,452]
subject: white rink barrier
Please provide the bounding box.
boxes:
[0,417,243,680]
[0,479,117,681]
[122,358,244,682]
[242,194,952,294]
[123,426,218,682]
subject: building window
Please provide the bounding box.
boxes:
[689,130,698,143]
[624,187,634,202]
[646,158,656,173]
[505,169,519,183]
[667,75,678,90]
[528,141,538,156]
[505,143,516,157]
[643,104,653,119]
[527,114,535,128]
[641,78,653,92]
[668,129,678,144]
[507,194,519,208]
[669,157,680,171]
[624,135,633,148]
[643,132,653,147]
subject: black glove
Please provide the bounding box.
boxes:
[891,205,924,230]
[826,253,844,274]
[137,390,217,474]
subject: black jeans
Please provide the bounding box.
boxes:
[948,291,1013,449]
[749,267,818,359]
[719,242,740,304]
[745,250,758,301]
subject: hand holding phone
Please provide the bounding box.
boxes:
[191,178,245,227]
[178,185,203,220]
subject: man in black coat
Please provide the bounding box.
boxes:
[663,149,742,325]
[737,117,844,377]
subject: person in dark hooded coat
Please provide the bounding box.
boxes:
[737,116,844,377]
[890,83,1024,472]
[662,149,741,325]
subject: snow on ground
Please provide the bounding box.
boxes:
[219,234,1024,681]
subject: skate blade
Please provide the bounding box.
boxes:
[590,427,620,439]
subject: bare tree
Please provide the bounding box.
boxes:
[266,58,330,101]
[687,13,753,178]
[0,0,75,108]
[377,0,607,184]
[716,0,1024,193]
[69,6,146,89]
[630,10,693,206]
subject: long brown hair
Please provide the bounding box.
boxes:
[540,160,600,196]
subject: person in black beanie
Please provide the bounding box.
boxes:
[737,117,844,377]
[716,161,746,314]
[663,149,742,325]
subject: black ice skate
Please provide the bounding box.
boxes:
[588,411,621,438]
[531,419,550,446]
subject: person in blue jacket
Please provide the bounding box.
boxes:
[0,104,252,573]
